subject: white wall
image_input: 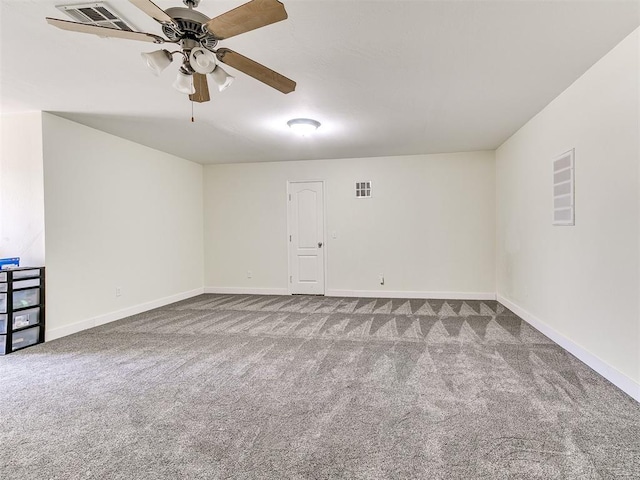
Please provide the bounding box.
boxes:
[204,151,496,298]
[42,114,204,338]
[496,29,640,393]
[0,112,45,266]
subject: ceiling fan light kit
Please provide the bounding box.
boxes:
[141,49,173,76]
[173,70,196,95]
[189,47,217,74]
[46,0,297,104]
[209,66,235,91]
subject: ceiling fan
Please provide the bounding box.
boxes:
[46,0,296,103]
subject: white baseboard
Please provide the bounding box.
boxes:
[205,287,495,300]
[497,294,640,403]
[204,286,289,296]
[46,287,205,341]
[326,289,496,300]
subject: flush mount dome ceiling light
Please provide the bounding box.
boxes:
[287,118,321,135]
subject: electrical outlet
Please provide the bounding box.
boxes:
[247,270,253,279]
[378,273,384,285]
[115,287,122,297]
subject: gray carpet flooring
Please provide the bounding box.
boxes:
[1,294,639,479]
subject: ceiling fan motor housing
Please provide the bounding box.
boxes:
[162,7,218,51]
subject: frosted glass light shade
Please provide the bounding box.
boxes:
[209,66,234,92]
[141,49,172,76]
[189,47,217,74]
[287,118,321,135]
[173,71,195,95]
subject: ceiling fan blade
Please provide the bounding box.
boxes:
[205,0,288,40]
[216,48,295,94]
[46,18,165,43]
[190,74,211,103]
[128,0,178,27]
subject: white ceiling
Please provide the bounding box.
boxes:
[1,0,638,164]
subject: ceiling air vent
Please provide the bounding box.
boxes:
[56,2,135,31]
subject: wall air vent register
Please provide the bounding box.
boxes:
[56,2,135,31]
[552,149,575,226]
[356,181,371,198]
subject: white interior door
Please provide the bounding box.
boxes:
[288,181,325,295]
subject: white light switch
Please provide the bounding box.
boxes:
[331,231,337,239]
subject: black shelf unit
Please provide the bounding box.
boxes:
[0,267,45,355]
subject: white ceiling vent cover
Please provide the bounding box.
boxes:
[552,149,575,226]
[56,3,135,31]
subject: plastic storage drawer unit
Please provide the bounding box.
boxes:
[0,266,45,354]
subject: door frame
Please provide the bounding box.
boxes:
[286,180,328,295]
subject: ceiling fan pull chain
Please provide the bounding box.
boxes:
[191,100,195,123]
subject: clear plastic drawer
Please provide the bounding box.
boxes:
[13,288,39,309]
[12,269,40,279]
[0,314,6,334]
[0,293,6,313]
[13,307,40,330]
[13,278,40,289]
[11,326,40,351]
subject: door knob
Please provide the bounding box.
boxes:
[318,242,323,248]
